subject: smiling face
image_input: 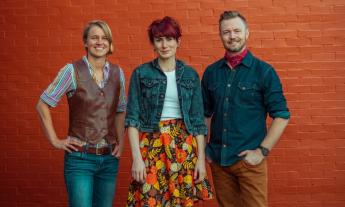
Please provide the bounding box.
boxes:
[153,36,180,60]
[220,17,249,55]
[84,25,110,59]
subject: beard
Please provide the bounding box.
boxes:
[224,38,246,53]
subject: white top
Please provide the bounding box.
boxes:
[160,70,182,120]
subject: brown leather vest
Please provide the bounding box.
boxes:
[67,59,121,144]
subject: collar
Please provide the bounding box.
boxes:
[221,50,253,69]
[82,55,110,73]
[151,58,185,81]
[151,58,185,71]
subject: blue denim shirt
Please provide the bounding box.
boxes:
[202,51,290,166]
[125,58,207,135]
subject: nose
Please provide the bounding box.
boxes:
[228,32,235,39]
[97,37,105,43]
[161,39,167,47]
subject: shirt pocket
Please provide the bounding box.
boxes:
[140,78,159,98]
[237,82,262,103]
[180,78,195,109]
[180,78,195,96]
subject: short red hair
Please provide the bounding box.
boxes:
[147,16,182,43]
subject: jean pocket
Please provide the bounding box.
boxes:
[240,159,266,172]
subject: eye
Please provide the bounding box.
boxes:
[89,36,98,40]
[234,29,241,33]
[166,37,174,41]
[222,31,230,35]
[154,37,163,42]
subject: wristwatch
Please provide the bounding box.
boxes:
[258,146,270,157]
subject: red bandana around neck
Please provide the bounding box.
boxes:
[225,48,248,69]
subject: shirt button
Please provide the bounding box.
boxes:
[225,97,229,101]
[100,92,104,96]
[160,94,165,98]
[227,84,231,87]
[163,80,167,84]
[223,144,227,147]
[223,129,227,132]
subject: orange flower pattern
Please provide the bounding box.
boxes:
[127,119,213,207]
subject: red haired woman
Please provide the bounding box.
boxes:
[125,16,213,207]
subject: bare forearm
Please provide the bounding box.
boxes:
[115,112,125,143]
[128,127,142,159]
[36,100,59,145]
[261,117,289,150]
[195,134,206,160]
[205,117,211,142]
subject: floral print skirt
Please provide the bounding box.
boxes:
[126,119,213,207]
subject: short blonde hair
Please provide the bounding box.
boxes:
[82,20,114,55]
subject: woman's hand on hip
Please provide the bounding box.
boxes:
[51,137,82,153]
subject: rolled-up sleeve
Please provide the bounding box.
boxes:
[125,68,141,129]
[40,64,75,107]
[263,67,290,119]
[189,72,208,135]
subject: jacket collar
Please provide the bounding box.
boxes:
[151,58,185,81]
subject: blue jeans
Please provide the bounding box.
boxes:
[64,152,119,207]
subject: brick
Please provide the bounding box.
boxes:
[1,1,345,207]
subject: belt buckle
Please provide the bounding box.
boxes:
[95,147,102,155]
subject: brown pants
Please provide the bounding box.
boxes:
[210,159,267,207]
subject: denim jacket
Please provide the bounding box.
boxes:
[125,58,207,135]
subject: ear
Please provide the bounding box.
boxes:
[109,43,114,54]
[177,38,181,47]
[245,28,249,40]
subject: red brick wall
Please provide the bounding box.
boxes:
[1,0,344,206]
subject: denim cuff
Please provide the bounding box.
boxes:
[193,126,208,136]
[124,119,141,129]
[271,111,290,119]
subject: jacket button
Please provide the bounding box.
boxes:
[223,144,227,147]
[160,94,164,98]
[163,80,166,84]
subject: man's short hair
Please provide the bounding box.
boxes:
[219,11,248,28]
